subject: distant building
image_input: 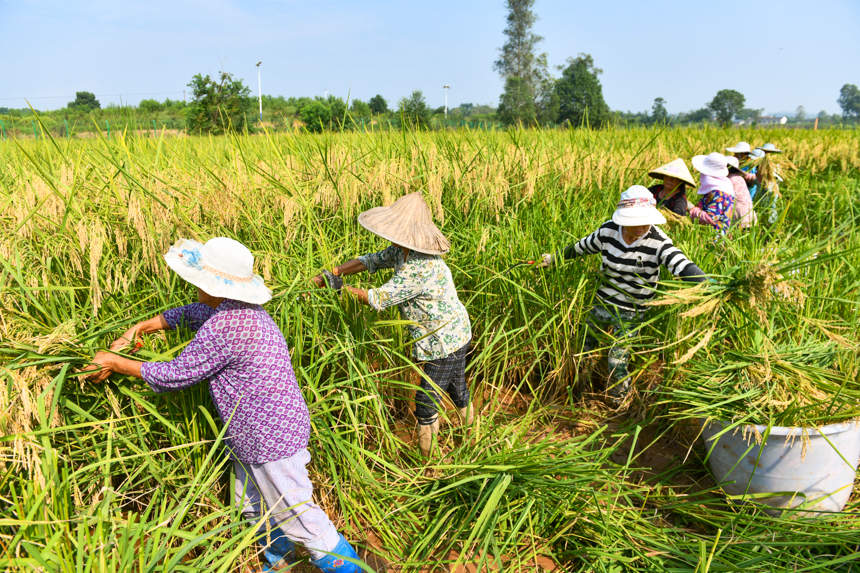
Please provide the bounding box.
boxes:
[757,115,789,126]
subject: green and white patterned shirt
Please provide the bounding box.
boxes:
[359,245,472,361]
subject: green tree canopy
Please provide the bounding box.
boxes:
[350,99,372,122]
[185,72,252,134]
[497,77,537,126]
[138,99,162,114]
[708,89,746,126]
[68,91,100,112]
[554,54,610,128]
[369,94,388,115]
[650,97,668,124]
[495,0,547,125]
[398,91,431,128]
[837,83,860,119]
[298,99,331,132]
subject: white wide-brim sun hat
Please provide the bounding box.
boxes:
[692,152,729,177]
[358,192,450,255]
[726,156,740,169]
[164,237,272,304]
[725,141,752,154]
[611,185,667,227]
[758,142,783,154]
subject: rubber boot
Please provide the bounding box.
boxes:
[311,533,361,572]
[458,403,474,426]
[418,419,440,457]
[261,526,297,572]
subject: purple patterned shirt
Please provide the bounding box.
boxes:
[140,300,310,464]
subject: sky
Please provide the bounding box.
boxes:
[1,0,858,115]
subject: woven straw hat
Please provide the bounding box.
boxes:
[358,192,450,255]
[612,185,666,227]
[164,237,271,304]
[648,158,696,188]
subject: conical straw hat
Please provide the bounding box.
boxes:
[648,158,696,188]
[358,192,451,255]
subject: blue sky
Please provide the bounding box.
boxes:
[1,0,858,114]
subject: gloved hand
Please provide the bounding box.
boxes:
[321,270,343,292]
[537,253,553,268]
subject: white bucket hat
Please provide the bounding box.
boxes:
[725,156,740,169]
[725,141,752,154]
[692,152,729,177]
[612,185,666,227]
[358,192,450,255]
[648,158,696,188]
[164,237,272,304]
[758,142,783,154]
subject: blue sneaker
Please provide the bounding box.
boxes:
[310,534,361,572]
[261,527,297,571]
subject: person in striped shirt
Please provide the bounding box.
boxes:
[540,185,706,405]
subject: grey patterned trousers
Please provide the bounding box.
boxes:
[584,303,645,399]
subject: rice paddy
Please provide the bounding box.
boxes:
[1,125,858,571]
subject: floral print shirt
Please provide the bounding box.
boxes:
[358,245,472,361]
[140,300,310,464]
[690,191,735,235]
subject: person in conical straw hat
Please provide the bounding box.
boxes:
[538,186,707,406]
[647,158,697,216]
[84,237,363,573]
[688,152,735,235]
[312,192,473,457]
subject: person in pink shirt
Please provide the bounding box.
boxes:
[726,156,758,229]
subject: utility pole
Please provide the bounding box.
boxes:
[256,61,263,122]
[443,84,451,118]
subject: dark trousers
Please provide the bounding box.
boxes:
[415,343,471,425]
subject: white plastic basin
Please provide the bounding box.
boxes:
[701,419,860,515]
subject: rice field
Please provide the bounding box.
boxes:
[1,125,858,571]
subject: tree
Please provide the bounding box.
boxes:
[68,91,100,112]
[708,89,745,126]
[185,72,252,134]
[795,105,806,122]
[837,84,860,119]
[349,99,372,122]
[497,77,536,125]
[554,54,610,128]
[650,97,668,124]
[369,94,388,115]
[138,99,162,114]
[494,0,547,125]
[298,99,331,132]
[398,91,431,128]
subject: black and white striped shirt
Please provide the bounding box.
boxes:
[563,221,705,311]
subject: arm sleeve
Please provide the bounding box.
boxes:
[678,263,707,283]
[658,242,705,282]
[561,228,602,260]
[367,266,426,311]
[689,204,716,226]
[140,321,232,392]
[162,303,216,331]
[357,245,399,274]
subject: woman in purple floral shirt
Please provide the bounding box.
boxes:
[86,237,362,573]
